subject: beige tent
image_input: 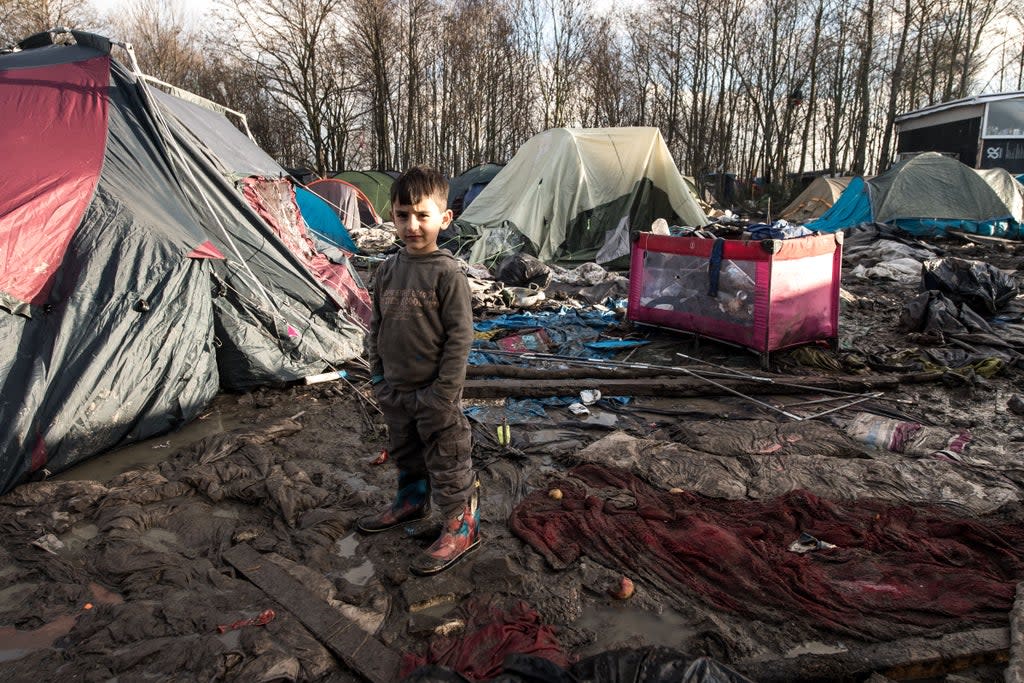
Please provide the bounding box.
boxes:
[974,168,1024,223]
[458,127,709,265]
[779,176,852,224]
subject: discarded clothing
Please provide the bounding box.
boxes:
[400,597,569,681]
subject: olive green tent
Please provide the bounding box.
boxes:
[333,170,396,220]
[456,127,709,266]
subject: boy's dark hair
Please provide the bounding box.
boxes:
[391,166,449,210]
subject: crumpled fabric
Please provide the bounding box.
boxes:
[401,597,569,680]
[511,463,1024,641]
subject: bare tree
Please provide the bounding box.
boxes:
[218,0,360,175]
[526,0,591,128]
[1,0,97,46]
[108,0,201,88]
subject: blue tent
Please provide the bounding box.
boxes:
[805,177,870,233]
[295,186,358,252]
[808,153,1023,238]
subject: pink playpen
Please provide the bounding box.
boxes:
[627,232,843,358]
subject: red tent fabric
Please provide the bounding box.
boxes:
[0,54,109,309]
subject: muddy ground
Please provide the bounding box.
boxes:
[1,234,1023,682]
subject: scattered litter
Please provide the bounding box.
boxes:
[216,608,276,634]
[580,389,601,405]
[580,412,619,428]
[371,449,388,465]
[568,403,590,416]
[608,576,635,599]
[496,329,550,353]
[31,533,64,555]
[788,532,837,554]
[842,412,971,457]
[496,420,511,446]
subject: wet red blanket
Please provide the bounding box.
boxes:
[401,598,569,680]
[510,463,1024,640]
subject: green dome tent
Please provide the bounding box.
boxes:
[334,170,396,220]
[456,128,709,266]
[809,153,1024,237]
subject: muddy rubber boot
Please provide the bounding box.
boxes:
[357,474,430,534]
[409,482,480,576]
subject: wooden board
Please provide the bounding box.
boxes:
[462,373,935,399]
[223,543,401,683]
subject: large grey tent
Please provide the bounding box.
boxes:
[0,30,364,494]
[456,127,709,265]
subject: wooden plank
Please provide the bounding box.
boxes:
[1008,582,1024,683]
[739,627,1010,682]
[462,373,939,399]
[223,543,401,683]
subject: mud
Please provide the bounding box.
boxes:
[0,236,1022,681]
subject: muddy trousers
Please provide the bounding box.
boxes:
[374,383,474,517]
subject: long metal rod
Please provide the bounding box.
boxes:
[479,348,887,421]
[677,352,873,398]
[799,393,884,420]
[481,348,803,419]
[671,366,805,420]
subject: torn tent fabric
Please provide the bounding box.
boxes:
[510,463,1024,641]
[240,178,371,325]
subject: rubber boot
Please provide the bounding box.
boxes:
[357,473,430,534]
[409,481,480,576]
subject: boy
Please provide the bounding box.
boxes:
[358,166,479,576]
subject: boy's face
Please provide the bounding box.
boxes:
[392,196,452,256]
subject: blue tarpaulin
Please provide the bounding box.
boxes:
[295,186,359,252]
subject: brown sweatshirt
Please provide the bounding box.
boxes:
[366,248,473,400]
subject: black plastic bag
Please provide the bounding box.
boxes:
[495,253,553,289]
[921,257,1019,316]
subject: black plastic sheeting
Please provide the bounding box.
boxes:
[921,256,1019,315]
[402,648,753,683]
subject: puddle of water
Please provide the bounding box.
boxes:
[333,533,376,587]
[785,640,848,657]
[574,603,696,655]
[342,559,375,587]
[138,528,180,553]
[0,581,124,663]
[335,533,360,558]
[87,582,124,606]
[51,407,243,484]
[0,614,76,663]
[55,523,98,556]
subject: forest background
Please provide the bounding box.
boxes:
[3,0,1023,203]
